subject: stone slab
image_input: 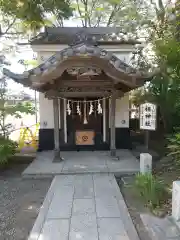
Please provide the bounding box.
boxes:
[46,185,74,219]
[47,197,73,219]
[22,150,139,177]
[72,199,95,216]
[95,196,121,218]
[74,184,94,198]
[73,175,94,199]
[38,219,69,240]
[97,218,129,240]
[69,215,98,240]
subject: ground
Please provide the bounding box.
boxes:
[0,164,51,240]
[132,136,180,216]
[119,176,180,240]
[153,156,180,216]
[118,178,152,240]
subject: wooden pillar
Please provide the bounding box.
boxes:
[63,99,67,143]
[103,98,106,142]
[53,98,62,161]
[110,93,116,157]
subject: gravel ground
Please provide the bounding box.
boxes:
[0,164,52,240]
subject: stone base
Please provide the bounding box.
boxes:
[53,149,64,162]
[111,156,120,161]
[110,149,116,157]
[110,149,119,160]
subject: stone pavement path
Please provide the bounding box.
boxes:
[28,174,140,240]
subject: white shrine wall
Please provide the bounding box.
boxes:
[39,93,129,129]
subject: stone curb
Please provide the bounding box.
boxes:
[28,178,55,240]
[22,170,139,179]
[111,175,140,240]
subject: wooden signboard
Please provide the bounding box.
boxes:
[76,130,95,145]
[140,103,156,130]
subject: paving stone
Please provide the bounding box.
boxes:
[74,175,93,183]
[97,218,129,240]
[46,186,74,219]
[72,199,95,216]
[74,183,94,199]
[93,178,116,198]
[95,196,121,218]
[38,219,69,240]
[74,175,94,199]
[55,175,76,186]
[69,214,98,240]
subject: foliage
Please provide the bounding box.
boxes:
[70,0,154,30]
[134,173,168,209]
[130,1,180,133]
[0,136,17,165]
[0,0,159,36]
[0,0,73,33]
[167,132,180,165]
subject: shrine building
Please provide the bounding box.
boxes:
[4,27,153,159]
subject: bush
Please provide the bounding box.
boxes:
[134,173,168,209]
[167,132,180,165]
[0,137,17,165]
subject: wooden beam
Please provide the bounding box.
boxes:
[45,90,113,99]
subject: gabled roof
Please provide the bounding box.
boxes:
[29,27,140,45]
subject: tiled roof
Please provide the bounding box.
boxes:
[3,43,154,93]
[29,27,140,45]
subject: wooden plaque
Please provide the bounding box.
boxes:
[76,131,95,145]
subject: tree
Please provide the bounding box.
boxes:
[0,0,158,37]
[131,1,180,133]
[0,0,73,36]
[70,0,156,37]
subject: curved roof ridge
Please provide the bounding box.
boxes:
[3,43,154,92]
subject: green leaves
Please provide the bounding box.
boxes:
[0,137,17,165]
[134,173,168,209]
[0,101,36,137]
[167,133,180,164]
[0,0,73,31]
